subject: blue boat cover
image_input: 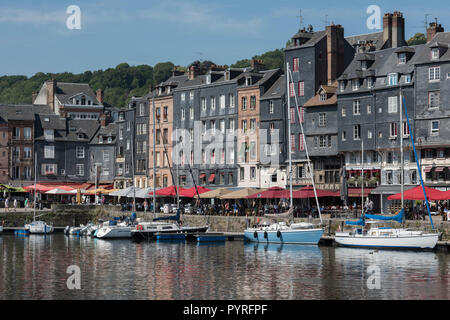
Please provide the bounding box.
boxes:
[345,216,365,226]
[153,209,180,222]
[365,208,404,224]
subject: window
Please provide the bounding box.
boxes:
[202,121,206,135]
[189,107,194,120]
[388,73,398,86]
[353,100,361,115]
[210,96,216,109]
[44,129,54,141]
[201,97,207,111]
[220,120,225,133]
[431,48,440,60]
[290,108,295,124]
[318,113,326,127]
[290,134,295,152]
[76,146,85,158]
[270,122,275,134]
[126,139,130,150]
[398,53,406,64]
[368,130,372,139]
[342,131,346,141]
[298,106,304,123]
[250,167,256,180]
[242,120,247,133]
[163,107,168,121]
[269,100,274,114]
[319,93,327,101]
[181,93,185,102]
[240,167,245,181]
[220,95,226,109]
[250,119,256,132]
[429,67,440,81]
[402,122,410,137]
[103,151,110,162]
[139,103,145,116]
[163,129,168,144]
[181,108,185,120]
[250,141,256,159]
[42,164,57,175]
[293,58,299,72]
[339,81,345,92]
[229,94,235,108]
[353,125,361,140]
[44,145,55,159]
[190,91,194,100]
[386,170,393,185]
[367,104,372,114]
[298,81,304,96]
[24,127,32,140]
[431,120,439,135]
[242,96,247,110]
[319,136,328,148]
[388,96,398,113]
[367,77,374,88]
[210,120,216,135]
[352,79,360,90]
[76,164,84,176]
[389,123,398,138]
[289,83,294,97]
[294,134,303,152]
[341,107,346,117]
[428,91,440,109]
[405,74,412,84]
[229,147,234,164]
[24,147,32,159]
[250,96,256,109]
[361,61,367,70]
[229,119,235,133]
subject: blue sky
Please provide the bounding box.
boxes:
[0,0,448,76]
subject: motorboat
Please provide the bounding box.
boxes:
[335,210,440,250]
[131,221,209,241]
[26,221,54,234]
[96,221,135,239]
[244,221,324,245]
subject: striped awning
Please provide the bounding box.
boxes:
[424,167,432,173]
[435,167,445,172]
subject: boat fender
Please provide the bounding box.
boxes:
[136,224,143,231]
[264,231,268,239]
[277,230,281,238]
[253,231,258,238]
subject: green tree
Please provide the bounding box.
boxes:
[407,33,427,46]
[153,62,175,84]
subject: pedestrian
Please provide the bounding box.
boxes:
[13,199,17,211]
[5,197,9,211]
[144,199,148,213]
[24,198,28,209]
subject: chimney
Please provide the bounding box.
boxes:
[172,68,184,77]
[326,24,345,85]
[391,11,406,48]
[383,13,393,48]
[100,114,107,128]
[250,59,265,72]
[96,88,104,104]
[31,91,38,104]
[46,79,56,112]
[427,19,444,42]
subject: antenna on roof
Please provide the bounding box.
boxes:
[423,13,431,32]
[321,14,329,28]
[195,52,204,62]
[296,10,304,29]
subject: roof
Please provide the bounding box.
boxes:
[303,82,338,108]
[0,104,51,121]
[345,31,385,51]
[236,68,281,88]
[66,119,100,142]
[260,75,285,100]
[55,82,101,105]
[414,32,450,64]
[91,122,116,144]
[285,30,326,50]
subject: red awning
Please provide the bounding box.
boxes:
[435,167,445,172]
[199,173,206,179]
[179,186,212,198]
[424,167,432,173]
[148,186,187,196]
[388,186,448,201]
[208,174,215,182]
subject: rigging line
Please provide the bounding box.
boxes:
[287,68,323,225]
[402,95,435,231]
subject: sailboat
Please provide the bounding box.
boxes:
[26,152,54,234]
[335,91,440,250]
[243,63,324,245]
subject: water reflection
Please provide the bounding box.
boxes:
[0,234,448,300]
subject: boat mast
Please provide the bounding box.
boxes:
[34,151,37,222]
[131,104,136,212]
[152,91,156,217]
[361,140,364,217]
[400,88,404,209]
[287,66,323,224]
[286,63,294,210]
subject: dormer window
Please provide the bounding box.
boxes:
[245,77,252,86]
[361,61,367,70]
[432,48,440,60]
[206,74,211,84]
[319,92,327,101]
[158,87,162,95]
[388,73,398,86]
[405,74,412,84]
[81,96,86,105]
[225,71,230,81]
[367,77,374,88]
[398,53,406,64]
[98,136,103,143]
[352,79,360,91]
[167,86,171,94]
[339,81,345,92]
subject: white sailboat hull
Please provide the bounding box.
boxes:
[335,231,439,249]
[27,221,54,234]
[96,226,133,239]
[0,226,3,233]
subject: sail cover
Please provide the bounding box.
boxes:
[345,216,365,226]
[365,208,404,224]
[153,209,181,222]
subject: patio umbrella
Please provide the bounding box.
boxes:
[387,186,448,201]
[23,184,54,193]
[45,188,78,195]
[148,185,187,197]
[246,187,290,199]
[109,186,140,197]
[292,186,340,198]
[199,188,234,199]
[133,187,154,199]
[218,188,266,199]
[179,186,212,198]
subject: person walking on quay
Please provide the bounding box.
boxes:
[5,197,9,212]
[144,200,148,213]
[24,198,28,210]
[13,198,17,212]
[233,202,238,216]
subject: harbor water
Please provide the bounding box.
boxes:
[0,234,448,300]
